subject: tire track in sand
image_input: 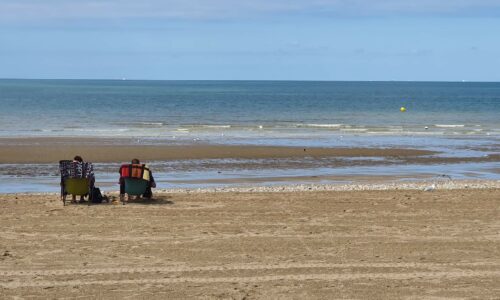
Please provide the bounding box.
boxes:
[2,270,500,289]
[3,231,500,242]
[1,261,497,277]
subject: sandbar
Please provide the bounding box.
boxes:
[0,137,436,164]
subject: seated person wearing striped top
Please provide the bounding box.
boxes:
[59,155,95,204]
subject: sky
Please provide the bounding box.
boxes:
[1,0,500,81]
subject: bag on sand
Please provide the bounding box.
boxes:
[91,187,104,203]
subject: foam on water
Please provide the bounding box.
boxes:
[0,80,499,141]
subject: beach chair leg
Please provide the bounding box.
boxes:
[88,189,92,206]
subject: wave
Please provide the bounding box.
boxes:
[299,124,344,128]
[341,128,368,132]
[196,125,232,129]
[140,122,164,126]
[434,124,466,128]
[112,122,165,127]
[4,122,498,139]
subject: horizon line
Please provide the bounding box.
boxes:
[1,78,499,83]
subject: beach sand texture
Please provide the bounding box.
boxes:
[1,188,499,299]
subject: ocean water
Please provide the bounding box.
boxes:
[0,79,499,192]
[0,79,499,142]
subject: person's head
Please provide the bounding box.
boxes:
[131,158,140,164]
[73,155,83,162]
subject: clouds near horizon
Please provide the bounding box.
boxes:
[1,0,500,23]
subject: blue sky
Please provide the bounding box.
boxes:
[1,0,500,81]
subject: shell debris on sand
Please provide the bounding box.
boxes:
[154,179,499,194]
[3,180,499,197]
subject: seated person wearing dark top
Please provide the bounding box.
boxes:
[118,158,156,202]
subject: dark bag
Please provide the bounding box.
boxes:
[91,187,104,203]
[143,187,152,199]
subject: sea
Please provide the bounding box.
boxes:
[0,79,499,193]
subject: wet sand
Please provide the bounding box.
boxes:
[1,137,498,192]
[1,137,498,166]
[0,137,436,164]
[1,188,499,299]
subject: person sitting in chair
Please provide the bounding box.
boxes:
[118,158,156,203]
[59,155,95,204]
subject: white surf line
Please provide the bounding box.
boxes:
[1,262,497,277]
[2,271,500,289]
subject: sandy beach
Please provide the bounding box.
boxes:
[2,1,500,298]
[0,138,499,298]
[1,187,500,298]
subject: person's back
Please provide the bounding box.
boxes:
[118,158,156,203]
[59,155,94,203]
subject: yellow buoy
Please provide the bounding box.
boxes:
[400,106,406,112]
